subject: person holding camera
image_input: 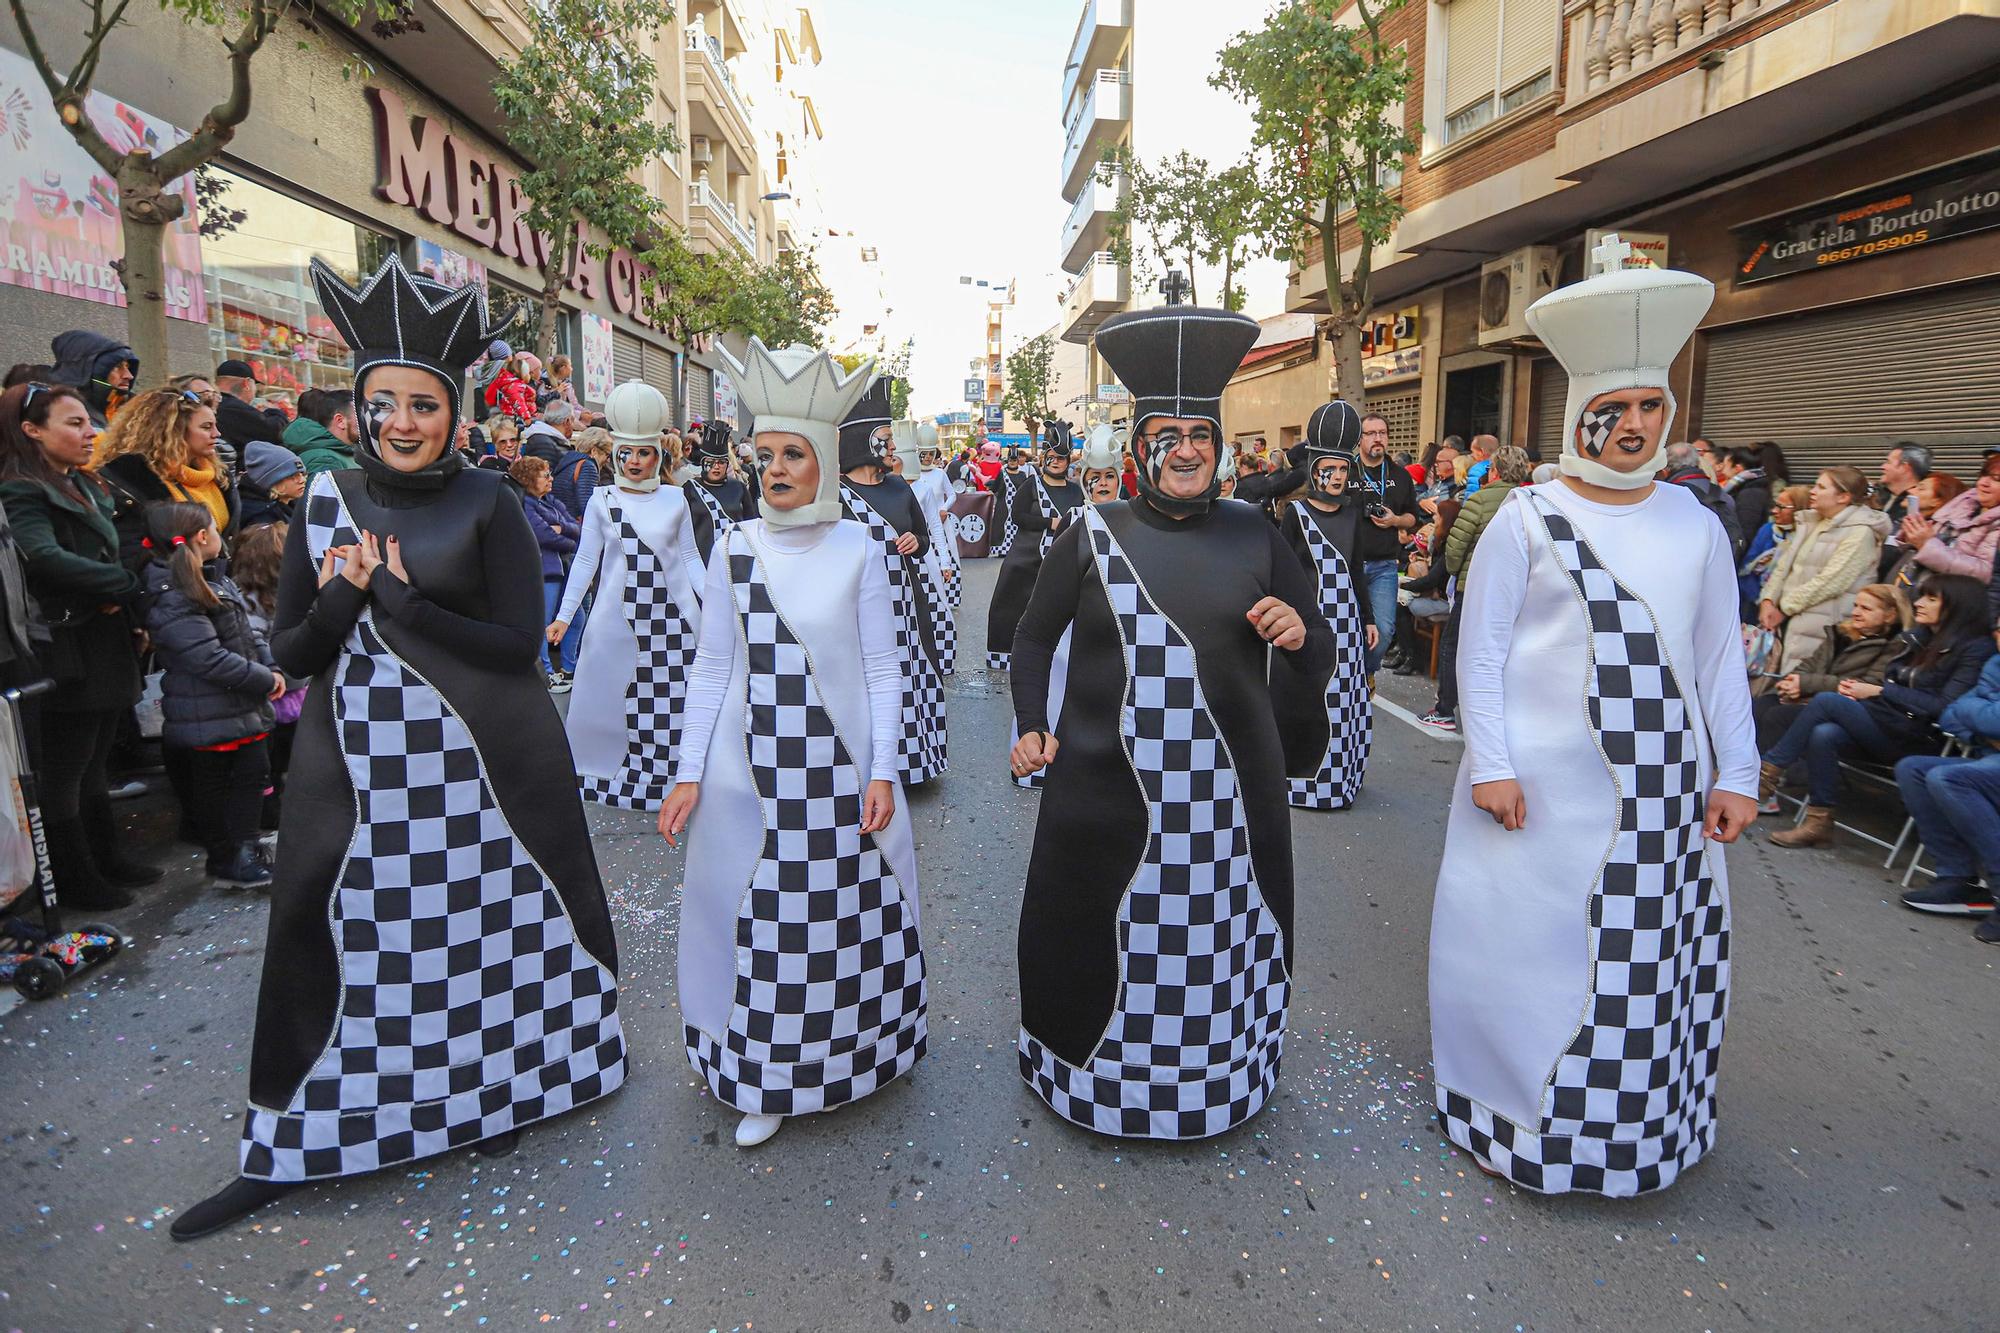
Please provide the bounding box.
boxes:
[1354,412,1419,673]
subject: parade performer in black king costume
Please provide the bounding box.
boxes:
[684,418,756,563]
[985,424,1082,671]
[839,382,948,783]
[1009,305,1336,1138]
[173,255,626,1241]
[1430,240,1758,1195]
[1275,401,1376,810]
[551,380,706,811]
[658,340,926,1150]
[986,449,1023,560]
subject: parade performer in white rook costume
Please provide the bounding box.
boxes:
[659,340,927,1150]
[1429,237,1759,1196]
[551,380,706,811]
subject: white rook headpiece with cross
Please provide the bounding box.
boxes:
[1589,233,1634,276]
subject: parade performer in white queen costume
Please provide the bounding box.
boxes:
[1274,402,1375,810]
[1009,304,1336,1139]
[550,381,706,811]
[659,340,927,1150]
[173,255,626,1241]
[1430,240,1759,1196]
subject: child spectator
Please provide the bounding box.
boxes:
[230,520,300,830]
[484,353,541,424]
[138,502,284,889]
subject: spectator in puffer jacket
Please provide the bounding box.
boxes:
[1894,626,2000,939]
[513,456,580,682]
[137,501,284,891]
[49,330,137,432]
[1902,451,2000,584]
[1752,582,1911,755]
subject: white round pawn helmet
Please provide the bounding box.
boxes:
[605,379,671,492]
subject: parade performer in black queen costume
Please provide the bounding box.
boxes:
[839,381,949,783]
[985,422,1082,671]
[173,255,626,1242]
[550,380,706,812]
[1009,304,1336,1139]
[684,418,756,563]
[1275,401,1376,811]
[658,340,926,1150]
[1430,238,1758,1196]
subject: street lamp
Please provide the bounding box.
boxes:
[761,191,792,201]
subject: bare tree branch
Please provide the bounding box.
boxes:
[154,0,280,179]
[75,0,134,92]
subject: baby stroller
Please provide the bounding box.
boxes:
[0,681,124,1000]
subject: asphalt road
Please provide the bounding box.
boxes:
[0,557,1993,1331]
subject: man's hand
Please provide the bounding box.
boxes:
[547,620,569,646]
[1011,729,1058,778]
[658,782,699,848]
[1365,624,1381,652]
[892,532,919,556]
[1246,597,1305,651]
[1368,508,1399,529]
[1757,600,1785,632]
[1705,790,1758,843]
[1471,779,1527,831]
[860,779,895,835]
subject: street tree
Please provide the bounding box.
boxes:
[1214,0,1416,403]
[494,0,681,362]
[5,0,417,380]
[1203,158,1264,313]
[638,233,838,350]
[999,331,1055,440]
[1096,147,1208,303]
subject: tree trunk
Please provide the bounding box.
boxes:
[116,161,180,388]
[1321,212,1369,406]
[536,227,576,364]
[1327,311,1366,406]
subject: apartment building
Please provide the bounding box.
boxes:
[0,0,824,425]
[1278,0,2000,474]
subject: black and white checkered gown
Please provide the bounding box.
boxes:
[1287,508,1372,810]
[991,476,1018,559]
[938,510,964,609]
[242,474,626,1182]
[843,486,948,785]
[920,552,957,677]
[577,491,696,812]
[1017,506,1290,1139]
[687,480,734,552]
[682,533,928,1115]
[1435,493,1729,1196]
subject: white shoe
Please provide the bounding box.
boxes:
[734,1113,784,1147]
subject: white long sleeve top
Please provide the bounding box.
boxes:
[555,485,707,626]
[674,520,904,784]
[1456,482,1760,799]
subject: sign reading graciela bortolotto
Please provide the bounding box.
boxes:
[1736,152,2000,285]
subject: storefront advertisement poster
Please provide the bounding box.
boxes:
[713,368,737,427]
[0,48,206,321]
[579,312,614,404]
[1737,151,2000,284]
[415,238,486,293]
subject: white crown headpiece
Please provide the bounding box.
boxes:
[719,338,874,528]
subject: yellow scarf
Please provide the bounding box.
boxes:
[171,460,230,533]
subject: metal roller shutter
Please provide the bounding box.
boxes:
[1701,281,2000,480]
[613,330,644,388]
[687,363,714,423]
[1365,386,1422,458]
[1531,357,1568,461]
[641,342,677,422]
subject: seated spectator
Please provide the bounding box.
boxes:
[1758,466,1889,675]
[237,441,304,529]
[1895,453,2000,593]
[1716,446,1774,539]
[477,416,524,472]
[1752,582,1911,762]
[1759,574,1994,847]
[1740,482,1808,620]
[1895,630,2000,939]
[1914,470,1966,518]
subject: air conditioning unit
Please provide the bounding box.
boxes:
[690,135,714,165]
[1478,246,1560,345]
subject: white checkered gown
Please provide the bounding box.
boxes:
[843,485,948,785]
[683,535,929,1115]
[1017,507,1290,1139]
[241,475,626,1182]
[1435,493,1729,1196]
[1287,508,1372,810]
[577,491,696,812]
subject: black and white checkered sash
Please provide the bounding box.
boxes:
[1017,505,1290,1139]
[842,484,947,784]
[1287,506,1372,810]
[1525,489,1727,1158]
[993,474,1019,557]
[577,490,696,812]
[687,479,734,545]
[681,530,928,1115]
[242,472,625,1182]
[929,478,964,608]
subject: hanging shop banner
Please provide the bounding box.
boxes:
[713,367,738,426]
[578,312,615,404]
[1736,151,2000,284]
[0,48,206,320]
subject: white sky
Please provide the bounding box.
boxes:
[807,0,1289,417]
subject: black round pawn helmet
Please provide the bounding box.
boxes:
[1304,401,1365,503]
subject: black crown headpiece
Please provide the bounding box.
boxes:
[695,419,735,462]
[310,253,503,431]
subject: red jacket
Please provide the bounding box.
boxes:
[485,370,538,423]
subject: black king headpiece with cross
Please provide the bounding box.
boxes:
[1093,302,1260,517]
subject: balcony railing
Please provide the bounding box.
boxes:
[1060,0,1134,119]
[687,26,755,132]
[1062,169,1128,268]
[1060,251,1130,343]
[1061,69,1131,199]
[1567,0,1794,102]
[692,178,757,255]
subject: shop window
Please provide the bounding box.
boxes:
[199,169,394,397]
[1435,0,1556,147]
